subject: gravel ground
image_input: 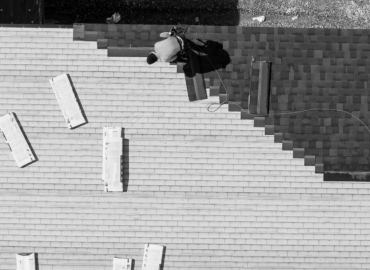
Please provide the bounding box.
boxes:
[46,0,370,28]
[238,0,370,28]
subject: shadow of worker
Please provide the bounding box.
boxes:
[181,40,231,78]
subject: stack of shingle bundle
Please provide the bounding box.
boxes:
[141,244,164,270]
[49,74,87,129]
[0,113,36,168]
[103,126,124,192]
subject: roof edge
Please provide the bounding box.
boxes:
[324,172,370,182]
[0,24,73,28]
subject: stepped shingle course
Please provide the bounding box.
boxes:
[75,23,370,176]
[0,25,369,269]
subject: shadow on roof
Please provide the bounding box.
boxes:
[183,40,231,78]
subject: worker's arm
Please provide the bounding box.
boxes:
[168,55,177,62]
[159,32,170,38]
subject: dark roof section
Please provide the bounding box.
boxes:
[73,23,370,177]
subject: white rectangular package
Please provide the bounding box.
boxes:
[142,244,164,270]
[0,113,36,168]
[113,258,132,270]
[103,127,123,192]
[49,73,86,129]
[16,253,36,270]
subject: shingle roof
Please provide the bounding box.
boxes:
[1,24,370,270]
[75,23,370,179]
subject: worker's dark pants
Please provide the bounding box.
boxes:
[176,33,189,53]
[173,33,190,62]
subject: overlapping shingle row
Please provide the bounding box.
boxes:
[73,23,370,177]
[2,25,370,270]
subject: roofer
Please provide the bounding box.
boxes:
[146,27,188,65]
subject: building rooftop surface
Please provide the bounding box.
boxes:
[76,23,370,179]
[0,24,369,270]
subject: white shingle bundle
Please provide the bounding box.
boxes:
[103,126,123,192]
[142,244,164,270]
[113,258,132,270]
[16,253,36,270]
[0,113,36,168]
[49,73,86,129]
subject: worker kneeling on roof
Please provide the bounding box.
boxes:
[147,27,188,65]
